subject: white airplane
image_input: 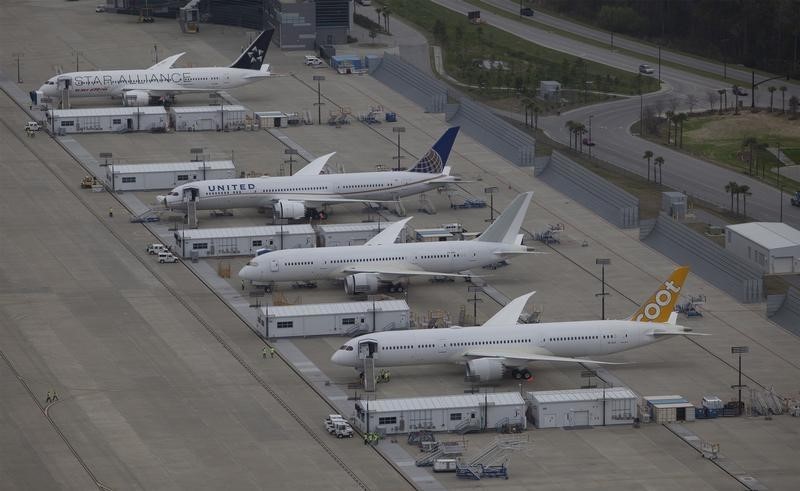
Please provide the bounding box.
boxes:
[239,192,535,294]
[332,267,705,381]
[30,29,274,107]
[157,127,462,220]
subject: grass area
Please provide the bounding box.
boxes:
[644,110,800,196]
[380,0,659,99]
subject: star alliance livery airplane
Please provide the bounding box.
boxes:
[158,127,462,220]
[239,192,535,294]
[30,29,274,107]
[332,267,705,381]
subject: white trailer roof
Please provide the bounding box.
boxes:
[318,222,399,233]
[727,222,800,249]
[360,392,525,413]
[112,160,234,174]
[50,107,167,117]
[528,387,638,403]
[264,300,408,317]
[415,228,453,238]
[171,105,246,113]
[181,224,314,240]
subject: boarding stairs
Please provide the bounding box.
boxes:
[415,447,443,467]
[393,197,406,217]
[362,357,376,392]
[453,418,481,435]
[417,193,436,215]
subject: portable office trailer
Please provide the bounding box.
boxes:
[526,388,638,428]
[48,107,167,134]
[108,160,234,191]
[318,222,407,247]
[256,299,409,338]
[725,222,800,274]
[415,228,454,242]
[173,224,315,258]
[170,105,247,131]
[643,395,696,423]
[352,392,526,435]
[254,111,288,128]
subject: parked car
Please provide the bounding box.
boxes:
[638,64,655,75]
[582,137,596,147]
[146,243,168,255]
[24,121,41,132]
[130,215,160,223]
[95,5,106,13]
[158,252,178,263]
[304,55,323,66]
[732,85,748,97]
[520,7,534,16]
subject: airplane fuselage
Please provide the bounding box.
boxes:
[37,66,266,100]
[332,320,671,368]
[161,170,449,211]
[239,240,524,283]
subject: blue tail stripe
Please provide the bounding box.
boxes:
[409,126,460,173]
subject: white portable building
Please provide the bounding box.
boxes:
[539,80,561,99]
[415,228,454,242]
[254,111,288,128]
[725,222,800,273]
[48,107,168,134]
[318,221,406,247]
[352,392,526,435]
[170,105,248,131]
[256,299,409,338]
[108,160,235,191]
[527,387,638,428]
[643,395,696,423]
[174,224,315,258]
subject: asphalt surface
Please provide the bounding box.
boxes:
[429,0,800,228]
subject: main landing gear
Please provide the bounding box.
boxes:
[511,368,533,380]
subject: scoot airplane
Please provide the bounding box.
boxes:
[157,127,462,220]
[332,267,706,381]
[30,29,274,107]
[239,192,535,294]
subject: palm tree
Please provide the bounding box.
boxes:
[724,181,738,213]
[564,120,576,149]
[790,95,799,118]
[768,86,776,112]
[739,184,752,217]
[643,150,654,182]
[381,6,391,34]
[742,136,758,175]
[375,6,382,27]
[732,85,740,114]
[532,105,540,129]
[573,123,586,152]
[779,86,787,114]
[654,156,664,185]
[521,97,532,127]
[674,113,688,147]
[717,88,726,113]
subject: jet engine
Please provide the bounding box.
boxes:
[344,273,380,295]
[274,200,306,220]
[465,357,506,382]
[123,90,152,107]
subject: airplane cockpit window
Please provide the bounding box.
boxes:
[338,345,354,351]
[170,192,179,196]
[246,260,258,267]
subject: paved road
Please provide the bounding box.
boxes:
[429,0,800,227]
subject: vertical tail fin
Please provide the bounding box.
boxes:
[230,29,274,70]
[630,267,690,322]
[408,127,460,174]
[476,192,533,244]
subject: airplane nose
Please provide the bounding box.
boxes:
[155,195,167,207]
[330,350,347,366]
[238,264,259,281]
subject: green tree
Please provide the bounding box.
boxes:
[789,95,799,118]
[368,29,377,44]
[565,120,576,149]
[643,150,654,182]
[374,6,382,27]
[717,88,726,113]
[739,184,752,217]
[654,156,664,185]
[673,113,688,147]
[725,181,738,213]
[742,136,758,175]
[574,123,586,152]
[382,6,391,34]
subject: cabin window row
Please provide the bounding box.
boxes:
[451,339,532,346]
[286,261,312,266]
[331,257,404,263]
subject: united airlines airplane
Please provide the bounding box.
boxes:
[239,192,536,294]
[332,267,705,381]
[30,29,273,107]
[158,127,462,220]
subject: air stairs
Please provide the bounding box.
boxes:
[362,357,376,392]
[417,193,436,214]
[186,199,198,228]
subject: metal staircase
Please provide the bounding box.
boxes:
[362,357,375,392]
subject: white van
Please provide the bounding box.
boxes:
[24,121,41,132]
[304,55,323,66]
[158,252,178,263]
[147,243,167,255]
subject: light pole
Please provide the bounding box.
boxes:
[74,50,83,72]
[467,286,483,325]
[778,146,784,222]
[12,52,23,83]
[313,75,325,125]
[392,126,406,171]
[99,152,113,191]
[731,346,749,415]
[595,258,611,320]
[588,114,593,156]
[657,45,661,82]
[284,148,298,176]
[484,186,498,222]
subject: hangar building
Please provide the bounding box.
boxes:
[527,387,638,428]
[108,160,235,191]
[48,107,167,134]
[257,299,409,338]
[353,392,526,435]
[726,222,800,273]
[174,224,315,258]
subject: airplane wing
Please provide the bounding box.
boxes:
[463,347,623,366]
[147,52,185,71]
[364,217,413,246]
[293,152,336,177]
[482,291,536,327]
[340,263,472,280]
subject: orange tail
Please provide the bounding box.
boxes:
[629,267,690,322]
